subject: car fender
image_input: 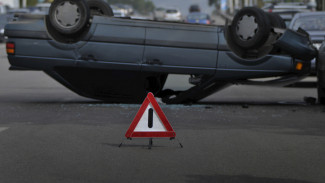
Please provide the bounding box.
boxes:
[274,29,317,61]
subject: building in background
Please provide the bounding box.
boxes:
[0,0,19,9]
[213,0,319,14]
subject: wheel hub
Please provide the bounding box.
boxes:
[236,15,258,41]
[55,1,80,28]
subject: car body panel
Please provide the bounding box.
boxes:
[142,46,217,74]
[90,24,145,44]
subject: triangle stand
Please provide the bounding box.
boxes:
[118,137,183,149]
[119,92,183,149]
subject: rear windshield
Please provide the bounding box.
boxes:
[166,10,177,13]
[292,15,325,31]
[187,14,208,20]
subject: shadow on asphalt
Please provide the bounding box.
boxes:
[198,101,313,106]
[102,143,167,148]
[16,99,319,106]
[186,174,316,183]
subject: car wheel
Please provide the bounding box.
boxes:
[230,7,271,49]
[87,0,113,17]
[266,13,286,54]
[267,13,286,28]
[49,0,90,35]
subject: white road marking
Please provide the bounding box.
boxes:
[0,127,9,133]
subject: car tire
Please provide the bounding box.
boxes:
[267,13,286,28]
[87,0,114,17]
[230,7,271,49]
[267,13,286,54]
[49,0,90,35]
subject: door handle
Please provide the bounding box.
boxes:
[146,59,162,65]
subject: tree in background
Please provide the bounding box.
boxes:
[209,0,220,9]
[209,0,218,6]
[19,0,154,13]
[106,0,155,14]
[20,0,38,7]
[316,0,323,10]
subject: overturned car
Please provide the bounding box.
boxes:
[4,0,325,104]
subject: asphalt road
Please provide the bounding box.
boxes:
[0,41,325,183]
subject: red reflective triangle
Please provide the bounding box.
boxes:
[125,92,176,138]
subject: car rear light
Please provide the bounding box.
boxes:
[206,20,211,24]
[6,42,15,55]
[268,9,272,13]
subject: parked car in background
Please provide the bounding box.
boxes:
[0,14,7,42]
[112,4,131,16]
[153,7,165,21]
[290,12,325,45]
[186,12,211,25]
[123,4,134,15]
[263,2,315,26]
[263,2,316,13]
[189,4,200,13]
[31,3,51,14]
[0,4,9,14]
[164,9,182,21]
[6,9,30,22]
[113,8,126,17]
[290,12,325,74]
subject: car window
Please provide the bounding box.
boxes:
[156,8,164,11]
[166,10,178,13]
[292,15,325,31]
[187,14,208,20]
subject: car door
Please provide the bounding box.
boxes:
[142,24,219,75]
[78,18,145,71]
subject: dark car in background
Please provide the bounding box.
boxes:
[263,2,315,26]
[290,12,325,46]
[189,4,200,13]
[0,14,7,42]
[290,12,325,73]
[186,12,211,25]
[6,9,30,22]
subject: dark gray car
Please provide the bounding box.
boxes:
[289,12,325,74]
[290,12,325,47]
[4,0,324,104]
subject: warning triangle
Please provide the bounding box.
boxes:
[125,92,176,138]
